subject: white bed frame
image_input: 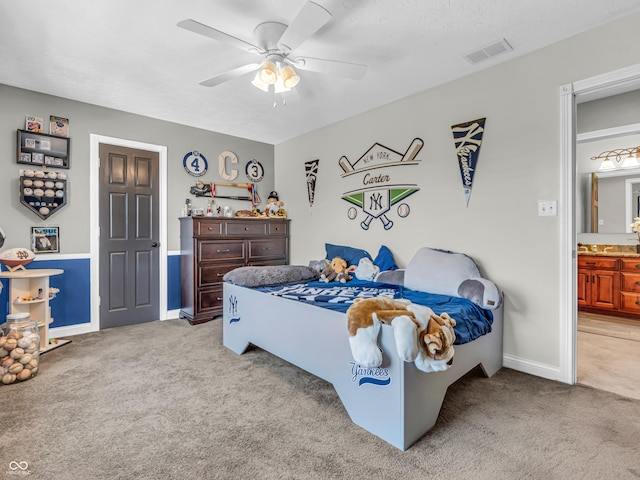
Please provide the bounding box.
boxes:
[222,282,503,450]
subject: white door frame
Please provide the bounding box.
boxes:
[88,134,169,333]
[559,63,640,383]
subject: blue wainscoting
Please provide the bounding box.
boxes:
[1,254,182,326]
[0,258,91,328]
[40,258,91,327]
[167,254,181,311]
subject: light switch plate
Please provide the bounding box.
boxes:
[538,200,557,216]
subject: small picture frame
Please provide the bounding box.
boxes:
[31,226,60,254]
[32,152,44,164]
[25,115,44,133]
[39,139,51,150]
[49,116,69,137]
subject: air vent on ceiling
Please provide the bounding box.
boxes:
[464,38,513,64]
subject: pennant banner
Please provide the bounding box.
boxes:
[451,118,485,207]
[305,159,319,207]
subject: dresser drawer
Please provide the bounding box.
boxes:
[197,286,224,313]
[248,238,287,261]
[577,256,618,270]
[194,219,225,237]
[198,240,245,262]
[199,263,243,287]
[619,258,640,272]
[226,221,267,236]
[268,221,288,236]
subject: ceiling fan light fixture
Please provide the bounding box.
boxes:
[259,60,278,84]
[251,72,269,92]
[280,65,299,89]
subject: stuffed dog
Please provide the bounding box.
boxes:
[346,297,456,373]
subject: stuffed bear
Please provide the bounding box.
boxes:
[320,256,352,283]
[346,297,456,373]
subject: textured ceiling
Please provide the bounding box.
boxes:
[1,0,640,145]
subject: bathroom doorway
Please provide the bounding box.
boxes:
[574,99,640,399]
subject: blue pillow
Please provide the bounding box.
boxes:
[373,245,398,271]
[325,243,372,266]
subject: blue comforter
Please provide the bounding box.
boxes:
[256,279,493,345]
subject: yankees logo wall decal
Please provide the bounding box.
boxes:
[340,138,423,230]
[451,118,486,207]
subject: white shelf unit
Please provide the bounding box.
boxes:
[0,269,63,351]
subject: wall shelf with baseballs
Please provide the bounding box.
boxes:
[17,129,70,169]
[19,170,68,220]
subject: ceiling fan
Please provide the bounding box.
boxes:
[177,1,367,92]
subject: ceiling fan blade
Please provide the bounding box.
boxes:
[199,63,261,87]
[277,1,332,53]
[294,57,367,80]
[178,19,262,54]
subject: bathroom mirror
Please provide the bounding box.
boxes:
[577,130,640,235]
[583,170,640,233]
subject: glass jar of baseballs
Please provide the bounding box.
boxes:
[0,313,40,385]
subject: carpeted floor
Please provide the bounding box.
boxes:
[1,318,639,480]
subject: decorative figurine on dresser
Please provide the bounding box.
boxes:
[179,216,290,324]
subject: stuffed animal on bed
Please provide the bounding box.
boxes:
[354,257,380,281]
[346,297,456,373]
[320,257,352,283]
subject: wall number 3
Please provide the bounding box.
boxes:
[183,151,209,177]
[245,159,264,182]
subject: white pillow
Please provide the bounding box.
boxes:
[458,278,502,310]
[404,247,480,297]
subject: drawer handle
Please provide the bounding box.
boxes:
[208,227,215,231]
[216,297,223,301]
[636,301,640,306]
[217,249,230,253]
[635,281,640,286]
[634,264,640,269]
[216,273,224,277]
[585,262,596,265]
[263,247,273,250]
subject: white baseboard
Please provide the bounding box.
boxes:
[503,354,565,383]
[50,322,98,339]
[165,309,181,320]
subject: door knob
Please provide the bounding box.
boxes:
[151,242,159,248]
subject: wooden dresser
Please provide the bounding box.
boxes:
[578,253,640,319]
[179,216,290,324]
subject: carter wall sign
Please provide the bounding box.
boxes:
[340,138,423,230]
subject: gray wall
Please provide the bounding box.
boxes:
[577,90,640,133]
[0,85,274,252]
[274,12,640,373]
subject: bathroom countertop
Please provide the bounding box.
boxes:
[577,244,640,257]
